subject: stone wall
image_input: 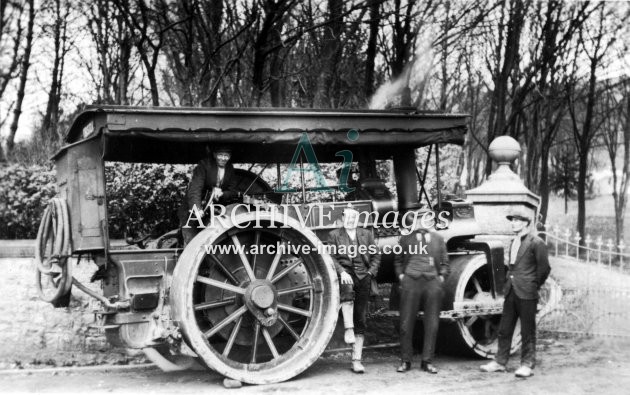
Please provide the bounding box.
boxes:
[0,257,139,369]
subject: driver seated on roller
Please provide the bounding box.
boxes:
[179,146,241,245]
[328,206,381,374]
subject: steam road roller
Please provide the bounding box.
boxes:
[34,106,555,384]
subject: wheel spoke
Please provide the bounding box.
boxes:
[196,276,245,295]
[223,316,243,357]
[465,316,478,327]
[472,276,483,294]
[251,231,260,272]
[278,315,300,341]
[262,327,279,359]
[204,305,248,339]
[207,254,239,285]
[271,258,303,284]
[265,248,284,280]
[277,283,314,296]
[250,321,260,363]
[484,320,493,339]
[231,235,256,280]
[277,303,312,317]
[194,297,236,311]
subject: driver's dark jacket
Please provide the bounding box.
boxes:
[503,233,551,300]
[394,230,450,280]
[178,158,239,224]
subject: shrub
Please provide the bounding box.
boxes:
[105,163,192,239]
[0,163,192,240]
[0,165,57,239]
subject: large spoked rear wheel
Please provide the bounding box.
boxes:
[171,212,339,384]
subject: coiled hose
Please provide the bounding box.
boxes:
[34,197,73,304]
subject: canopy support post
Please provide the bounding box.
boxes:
[300,157,306,203]
[436,144,442,209]
[417,145,433,210]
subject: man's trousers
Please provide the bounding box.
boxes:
[340,273,371,335]
[399,275,444,363]
[495,290,537,368]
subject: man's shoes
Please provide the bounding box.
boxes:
[352,360,365,373]
[421,361,438,374]
[480,360,507,372]
[396,361,411,373]
[515,365,533,378]
[344,328,356,344]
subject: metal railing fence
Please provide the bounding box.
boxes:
[537,226,630,338]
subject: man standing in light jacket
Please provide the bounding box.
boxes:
[481,210,550,378]
[394,219,450,374]
[328,207,381,373]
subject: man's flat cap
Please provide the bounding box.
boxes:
[506,211,531,223]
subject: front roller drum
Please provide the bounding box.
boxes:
[171,211,340,384]
[440,253,561,358]
[440,254,520,358]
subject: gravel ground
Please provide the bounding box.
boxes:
[2,253,629,394]
[1,336,629,394]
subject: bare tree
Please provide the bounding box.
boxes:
[523,1,594,223]
[363,0,381,100]
[6,0,34,156]
[0,1,24,102]
[601,79,630,249]
[113,0,184,106]
[484,0,528,176]
[567,3,622,243]
[313,0,343,108]
[41,0,72,142]
[86,0,133,104]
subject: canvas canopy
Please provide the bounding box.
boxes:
[58,105,468,164]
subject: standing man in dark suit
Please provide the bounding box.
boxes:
[395,220,450,374]
[329,207,381,373]
[481,211,550,378]
[179,146,241,245]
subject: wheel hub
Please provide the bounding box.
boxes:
[251,284,275,309]
[244,280,279,327]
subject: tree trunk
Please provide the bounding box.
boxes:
[42,0,67,142]
[117,27,131,104]
[145,61,160,106]
[485,0,525,177]
[6,0,34,155]
[576,153,587,241]
[251,2,279,106]
[363,0,380,100]
[314,0,343,108]
[614,84,630,249]
[268,26,283,107]
[539,147,550,224]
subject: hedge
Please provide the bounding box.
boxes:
[0,150,460,240]
[0,165,57,239]
[0,163,192,240]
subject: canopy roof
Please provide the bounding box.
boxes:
[58,105,468,164]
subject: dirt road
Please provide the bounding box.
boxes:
[2,336,628,394]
